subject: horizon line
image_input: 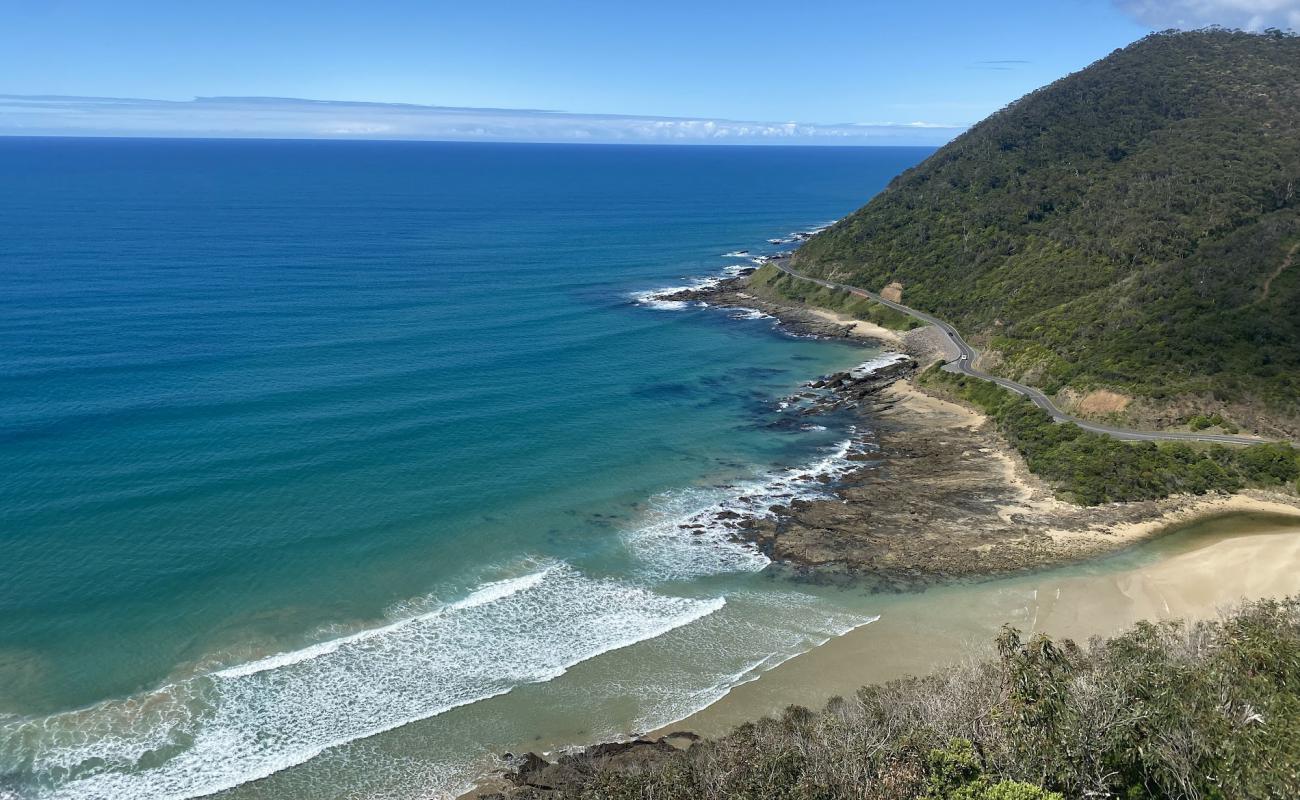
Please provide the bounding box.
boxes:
[0,94,967,147]
[0,131,947,149]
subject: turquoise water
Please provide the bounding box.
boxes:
[0,139,930,799]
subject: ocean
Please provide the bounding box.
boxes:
[0,138,931,799]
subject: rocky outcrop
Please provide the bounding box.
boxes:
[655,272,894,343]
[798,356,916,412]
[478,735,694,799]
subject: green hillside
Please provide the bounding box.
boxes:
[793,30,1300,434]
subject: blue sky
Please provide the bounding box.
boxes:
[2,0,1297,144]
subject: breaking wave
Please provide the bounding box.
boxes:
[1,566,725,800]
[623,436,871,581]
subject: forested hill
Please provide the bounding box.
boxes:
[794,30,1300,435]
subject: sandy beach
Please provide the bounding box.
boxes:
[664,509,1300,738]
[477,270,1300,799]
[802,306,903,346]
[477,509,1300,799]
[570,268,1300,766]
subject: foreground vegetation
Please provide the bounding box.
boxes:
[746,263,922,332]
[794,30,1300,430]
[920,365,1300,505]
[504,599,1300,800]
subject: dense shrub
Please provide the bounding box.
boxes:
[920,364,1298,505]
[794,30,1300,423]
[534,599,1300,800]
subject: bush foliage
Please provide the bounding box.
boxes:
[747,264,922,332]
[794,30,1300,424]
[535,599,1300,800]
[920,364,1299,505]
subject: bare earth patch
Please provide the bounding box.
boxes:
[1259,241,1298,303]
[1070,388,1132,416]
[880,281,904,303]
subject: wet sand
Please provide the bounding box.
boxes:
[663,510,1300,737]
[474,272,1300,798]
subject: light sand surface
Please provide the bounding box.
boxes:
[804,307,903,345]
[889,378,1300,558]
[881,379,984,427]
[1048,493,1300,551]
[663,511,1300,737]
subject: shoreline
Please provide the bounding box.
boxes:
[473,259,1300,798]
[662,508,1300,742]
[650,267,1300,587]
[881,378,1300,573]
[478,510,1300,799]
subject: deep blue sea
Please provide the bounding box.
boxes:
[0,138,930,799]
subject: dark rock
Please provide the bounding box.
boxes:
[486,739,681,798]
[507,752,550,785]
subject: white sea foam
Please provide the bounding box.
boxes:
[623,437,869,581]
[632,252,763,313]
[630,273,725,311]
[4,566,725,800]
[618,598,882,735]
[848,352,910,380]
[629,288,690,310]
[215,570,552,680]
[447,569,551,611]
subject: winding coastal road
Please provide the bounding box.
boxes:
[772,261,1270,446]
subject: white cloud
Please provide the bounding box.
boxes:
[1114,0,1300,31]
[0,95,965,146]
